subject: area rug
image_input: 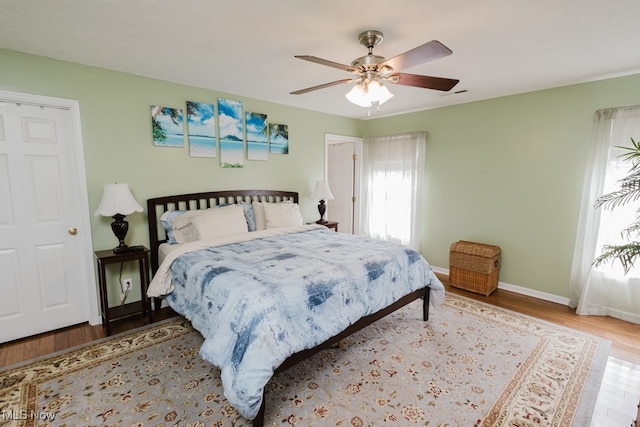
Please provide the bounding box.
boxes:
[0,293,610,427]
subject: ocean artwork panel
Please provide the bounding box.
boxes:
[246,112,268,161]
[187,101,216,158]
[218,98,244,168]
[151,106,184,147]
[269,123,289,154]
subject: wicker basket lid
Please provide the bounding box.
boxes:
[450,240,501,258]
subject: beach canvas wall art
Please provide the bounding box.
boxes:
[269,123,289,154]
[218,98,244,168]
[246,112,268,161]
[151,106,184,147]
[186,101,216,158]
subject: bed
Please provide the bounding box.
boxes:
[146,189,445,426]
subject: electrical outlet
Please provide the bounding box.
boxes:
[123,278,133,291]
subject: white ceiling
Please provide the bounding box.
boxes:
[1,0,639,119]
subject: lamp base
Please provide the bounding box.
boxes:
[317,199,327,224]
[110,214,144,254]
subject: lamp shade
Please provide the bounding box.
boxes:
[311,180,335,201]
[94,183,143,217]
[345,83,372,107]
[367,80,394,105]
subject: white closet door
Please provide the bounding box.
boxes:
[0,99,90,342]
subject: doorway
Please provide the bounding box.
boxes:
[0,90,97,342]
[325,134,363,234]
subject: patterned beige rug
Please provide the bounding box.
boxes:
[0,293,609,427]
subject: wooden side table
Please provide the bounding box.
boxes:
[95,247,152,336]
[323,221,339,231]
[313,220,339,231]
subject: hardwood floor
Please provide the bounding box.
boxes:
[1,275,639,425]
[0,307,177,367]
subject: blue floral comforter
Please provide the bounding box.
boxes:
[151,226,444,420]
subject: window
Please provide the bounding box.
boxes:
[360,131,426,250]
[594,144,640,277]
[570,106,640,324]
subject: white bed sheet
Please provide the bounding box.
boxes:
[158,242,177,266]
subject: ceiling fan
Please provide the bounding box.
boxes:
[290,30,459,108]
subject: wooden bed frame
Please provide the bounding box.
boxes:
[146,189,430,426]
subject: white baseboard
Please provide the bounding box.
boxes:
[431,266,571,306]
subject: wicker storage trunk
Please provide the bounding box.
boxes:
[449,241,501,296]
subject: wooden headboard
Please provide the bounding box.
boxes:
[147,189,299,273]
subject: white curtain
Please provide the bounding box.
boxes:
[569,106,640,324]
[360,131,425,250]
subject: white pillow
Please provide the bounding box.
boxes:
[170,209,207,244]
[192,204,248,240]
[252,201,266,231]
[263,202,303,229]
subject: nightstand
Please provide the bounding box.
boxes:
[320,221,339,232]
[95,247,152,336]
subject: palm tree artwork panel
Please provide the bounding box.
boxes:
[269,123,289,155]
[187,101,216,158]
[151,105,184,147]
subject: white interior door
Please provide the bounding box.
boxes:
[0,93,95,342]
[325,134,362,234]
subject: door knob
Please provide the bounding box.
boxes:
[68,227,78,235]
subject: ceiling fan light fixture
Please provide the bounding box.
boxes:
[368,80,394,105]
[345,80,393,107]
[345,83,372,107]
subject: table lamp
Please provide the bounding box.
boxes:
[95,183,144,253]
[310,180,334,224]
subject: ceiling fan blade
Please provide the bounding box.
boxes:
[290,79,353,95]
[294,55,357,73]
[380,40,453,72]
[390,73,459,91]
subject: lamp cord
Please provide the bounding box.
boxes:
[118,262,129,306]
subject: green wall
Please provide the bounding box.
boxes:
[365,74,640,298]
[0,49,360,306]
[3,47,640,306]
